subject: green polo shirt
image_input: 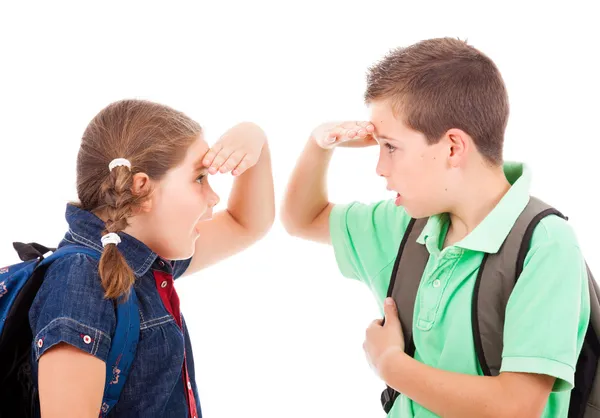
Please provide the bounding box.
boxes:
[330,162,590,417]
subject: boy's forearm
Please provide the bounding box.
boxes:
[228,133,275,236]
[281,137,334,231]
[380,352,546,418]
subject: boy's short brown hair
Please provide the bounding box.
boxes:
[365,37,509,165]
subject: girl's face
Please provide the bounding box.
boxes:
[132,134,220,260]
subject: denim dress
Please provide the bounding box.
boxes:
[29,204,201,417]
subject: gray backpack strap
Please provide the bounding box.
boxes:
[570,264,600,418]
[473,196,561,376]
[388,217,429,353]
[381,217,429,414]
[476,197,600,418]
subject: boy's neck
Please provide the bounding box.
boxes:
[444,163,511,247]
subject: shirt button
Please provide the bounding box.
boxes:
[433,279,441,288]
[187,381,192,389]
[83,335,92,344]
[37,339,43,348]
[160,280,168,288]
[158,260,165,267]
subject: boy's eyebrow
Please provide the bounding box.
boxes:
[375,134,401,143]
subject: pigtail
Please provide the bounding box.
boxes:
[98,165,136,300]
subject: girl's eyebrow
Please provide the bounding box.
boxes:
[194,162,209,175]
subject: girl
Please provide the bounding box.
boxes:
[28,99,274,417]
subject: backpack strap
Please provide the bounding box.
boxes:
[474,199,600,417]
[13,242,57,262]
[571,265,600,418]
[99,289,140,416]
[38,245,140,417]
[381,217,429,414]
[473,197,566,377]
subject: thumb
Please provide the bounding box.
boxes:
[383,297,399,326]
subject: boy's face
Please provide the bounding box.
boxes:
[370,100,454,219]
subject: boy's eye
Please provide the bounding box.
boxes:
[196,174,206,184]
[384,143,396,152]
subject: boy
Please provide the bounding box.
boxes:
[281,38,590,417]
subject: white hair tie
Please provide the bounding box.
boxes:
[108,158,131,172]
[101,233,122,247]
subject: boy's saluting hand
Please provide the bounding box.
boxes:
[311,121,377,150]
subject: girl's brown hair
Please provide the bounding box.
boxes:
[75,99,201,299]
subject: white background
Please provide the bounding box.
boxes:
[1,1,599,417]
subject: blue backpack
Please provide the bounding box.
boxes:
[0,242,140,418]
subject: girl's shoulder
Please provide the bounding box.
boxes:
[29,252,117,363]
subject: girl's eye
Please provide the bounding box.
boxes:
[196,175,206,184]
[385,143,396,153]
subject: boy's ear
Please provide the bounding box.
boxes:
[446,128,470,167]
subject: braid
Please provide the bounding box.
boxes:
[101,167,135,233]
[98,165,137,300]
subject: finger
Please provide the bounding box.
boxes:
[219,150,245,174]
[356,124,375,139]
[345,129,358,138]
[353,121,376,134]
[369,318,384,328]
[356,129,368,138]
[209,148,234,174]
[322,127,346,147]
[203,143,223,167]
[232,154,254,176]
[383,297,399,326]
[332,128,358,144]
[341,121,363,130]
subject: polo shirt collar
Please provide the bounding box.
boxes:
[416,162,531,254]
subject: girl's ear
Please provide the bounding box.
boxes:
[131,172,153,213]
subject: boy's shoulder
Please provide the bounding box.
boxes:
[530,211,581,250]
[515,208,589,298]
[331,198,411,231]
[329,198,412,282]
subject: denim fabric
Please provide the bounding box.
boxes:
[29,204,200,417]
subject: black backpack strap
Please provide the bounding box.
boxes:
[381,217,429,413]
[473,197,566,377]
